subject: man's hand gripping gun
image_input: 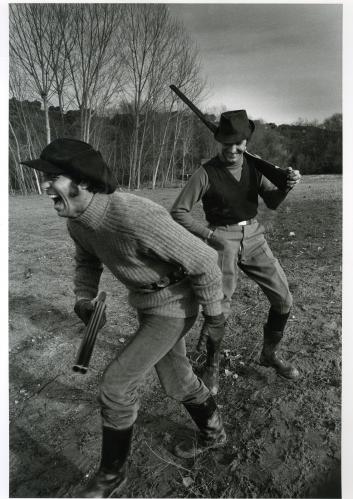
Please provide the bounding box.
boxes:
[73,292,107,374]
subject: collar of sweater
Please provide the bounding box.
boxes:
[70,192,111,230]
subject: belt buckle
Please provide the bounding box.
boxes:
[238,220,247,226]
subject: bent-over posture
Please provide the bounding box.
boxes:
[22,138,227,498]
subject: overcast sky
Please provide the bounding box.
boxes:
[168,3,342,125]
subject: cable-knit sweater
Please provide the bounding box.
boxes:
[67,192,223,318]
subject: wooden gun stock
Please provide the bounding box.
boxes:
[170,84,290,193]
[244,151,290,193]
[73,292,107,374]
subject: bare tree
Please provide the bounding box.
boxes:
[150,25,205,189]
[9,3,206,192]
[45,4,78,133]
[60,4,125,143]
[9,4,65,144]
[9,65,45,194]
[121,5,189,188]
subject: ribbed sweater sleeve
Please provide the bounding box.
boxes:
[67,224,103,301]
[128,199,223,316]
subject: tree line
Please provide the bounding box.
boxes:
[250,115,342,176]
[9,4,342,195]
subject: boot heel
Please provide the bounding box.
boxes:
[174,396,227,458]
[259,353,271,367]
[174,430,227,459]
[261,326,300,380]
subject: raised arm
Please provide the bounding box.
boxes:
[259,167,301,209]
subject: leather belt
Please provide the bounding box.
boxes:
[141,268,185,291]
[236,218,257,226]
[211,219,257,230]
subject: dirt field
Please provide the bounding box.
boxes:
[9,175,341,498]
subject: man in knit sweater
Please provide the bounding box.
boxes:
[171,110,302,389]
[21,138,227,498]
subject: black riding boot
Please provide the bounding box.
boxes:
[77,425,133,498]
[202,338,220,395]
[259,308,299,380]
[174,396,227,459]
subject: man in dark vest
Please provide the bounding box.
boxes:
[171,110,302,394]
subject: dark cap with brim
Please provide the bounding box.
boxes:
[20,158,66,176]
[214,110,255,144]
[20,138,117,194]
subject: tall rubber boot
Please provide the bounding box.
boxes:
[202,338,220,395]
[77,425,133,498]
[259,310,299,380]
[174,396,227,459]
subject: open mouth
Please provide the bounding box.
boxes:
[48,193,60,203]
[48,193,64,210]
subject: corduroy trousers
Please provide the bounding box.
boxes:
[99,313,210,430]
[211,222,293,318]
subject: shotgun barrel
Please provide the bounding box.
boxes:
[170,84,290,193]
[73,292,107,374]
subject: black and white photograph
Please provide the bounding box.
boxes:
[6,1,346,498]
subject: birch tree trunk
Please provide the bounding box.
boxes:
[10,4,59,145]
[9,122,42,194]
[163,112,183,187]
[151,105,173,189]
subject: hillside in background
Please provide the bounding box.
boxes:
[9,97,342,193]
[9,4,341,194]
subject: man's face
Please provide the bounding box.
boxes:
[41,173,90,218]
[221,139,247,164]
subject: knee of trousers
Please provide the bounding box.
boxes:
[161,381,194,402]
[98,368,139,418]
[271,289,293,315]
[162,377,209,405]
[98,381,139,429]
